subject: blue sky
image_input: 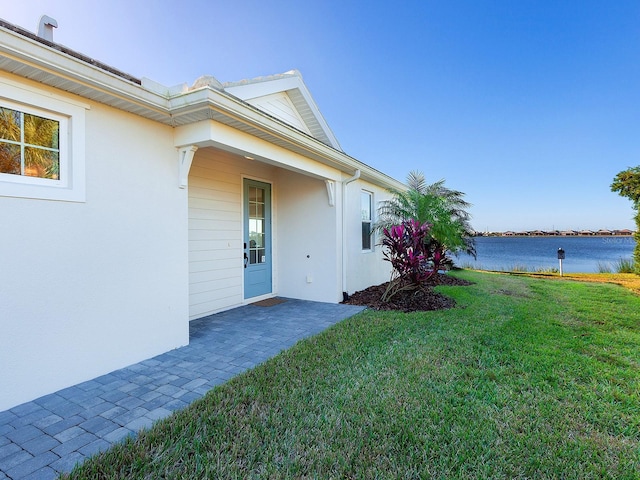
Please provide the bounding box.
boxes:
[4,1,639,231]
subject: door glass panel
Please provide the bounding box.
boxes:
[249,219,264,248]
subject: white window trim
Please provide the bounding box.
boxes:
[0,78,87,202]
[361,190,374,252]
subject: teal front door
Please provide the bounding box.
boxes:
[243,179,272,299]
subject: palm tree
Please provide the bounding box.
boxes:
[376,171,476,262]
[611,166,640,274]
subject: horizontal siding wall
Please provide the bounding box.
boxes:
[188,148,275,319]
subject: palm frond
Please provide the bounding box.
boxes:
[375,171,476,259]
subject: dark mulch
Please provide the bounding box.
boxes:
[342,273,473,312]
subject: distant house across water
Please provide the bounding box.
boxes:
[477,229,635,237]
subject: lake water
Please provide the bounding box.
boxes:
[455,236,636,273]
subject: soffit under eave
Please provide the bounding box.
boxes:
[0,32,172,124]
[0,56,171,125]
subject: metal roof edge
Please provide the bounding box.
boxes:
[0,23,171,118]
[0,18,141,84]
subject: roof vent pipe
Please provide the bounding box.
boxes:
[37,15,58,42]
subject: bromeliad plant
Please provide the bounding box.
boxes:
[381,219,444,301]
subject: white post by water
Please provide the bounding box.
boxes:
[559,258,563,276]
[557,248,565,277]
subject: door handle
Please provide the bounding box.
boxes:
[244,252,248,268]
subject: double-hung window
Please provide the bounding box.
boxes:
[0,78,86,202]
[361,190,373,251]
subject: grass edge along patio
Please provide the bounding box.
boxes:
[62,270,640,479]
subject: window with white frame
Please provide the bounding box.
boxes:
[361,190,373,251]
[0,78,86,202]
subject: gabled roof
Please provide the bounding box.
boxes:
[222,70,342,151]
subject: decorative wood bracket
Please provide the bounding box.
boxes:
[178,145,198,189]
[325,180,336,207]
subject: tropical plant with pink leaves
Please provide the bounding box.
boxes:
[381,218,444,301]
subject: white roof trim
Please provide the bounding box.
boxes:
[0,22,403,191]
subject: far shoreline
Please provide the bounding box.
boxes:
[474,232,635,238]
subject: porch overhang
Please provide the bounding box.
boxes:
[169,87,404,190]
[174,119,343,182]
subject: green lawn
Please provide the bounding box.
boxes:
[63,271,640,479]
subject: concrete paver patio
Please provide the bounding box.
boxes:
[0,299,365,479]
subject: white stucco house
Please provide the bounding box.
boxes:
[0,18,404,411]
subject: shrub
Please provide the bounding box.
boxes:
[597,262,613,274]
[381,219,444,301]
[597,259,635,274]
[616,258,635,273]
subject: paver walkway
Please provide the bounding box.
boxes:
[0,299,365,479]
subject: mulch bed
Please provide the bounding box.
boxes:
[342,273,473,312]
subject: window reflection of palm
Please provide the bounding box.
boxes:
[250,240,257,263]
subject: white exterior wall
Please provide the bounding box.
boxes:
[0,55,402,411]
[0,79,189,411]
[275,171,341,302]
[344,179,394,295]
